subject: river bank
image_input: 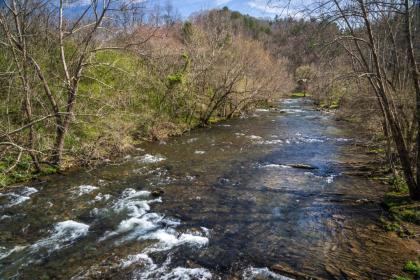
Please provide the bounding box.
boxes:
[0,98,419,279]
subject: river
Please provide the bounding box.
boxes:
[0,98,417,279]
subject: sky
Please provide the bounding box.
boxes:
[161,0,283,19]
[65,0,306,20]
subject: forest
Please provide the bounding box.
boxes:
[0,1,419,279]
[0,1,294,186]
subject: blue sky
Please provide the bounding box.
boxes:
[147,0,284,19]
[65,0,301,19]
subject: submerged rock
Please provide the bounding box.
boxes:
[287,164,317,170]
[151,189,164,197]
[271,264,323,280]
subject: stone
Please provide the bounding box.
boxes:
[151,189,164,197]
[288,164,317,170]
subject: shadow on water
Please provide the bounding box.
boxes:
[0,99,418,280]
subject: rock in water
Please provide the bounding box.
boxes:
[151,189,164,197]
[288,164,317,170]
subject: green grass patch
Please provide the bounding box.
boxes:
[367,147,385,154]
[291,92,311,98]
[208,116,226,124]
[0,152,59,189]
[319,100,340,109]
[404,261,420,277]
[382,176,420,226]
[391,275,411,280]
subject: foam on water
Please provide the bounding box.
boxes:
[194,150,206,154]
[1,187,38,208]
[141,229,209,253]
[186,138,198,143]
[255,139,284,145]
[112,189,154,216]
[160,267,212,280]
[297,136,325,143]
[186,175,196,181]
[101,213,165,243]
[134,167,169,177]
[72,185,98,196]
[326,175,336,184]
[0,245,26,261]
[145,169,176,187]
[280,108,304,113]
[1,220,90,265]
[90,187,210,279]
[31,220,90,252]
[91,193,111,203]
[138,154,166,164]
[248,135,263,140]
[281,99,299,105]
[99,189,173,244]
[121,253,212,280]
[255,108,270,112]
[242,267,294,280]
[259,164,291,169]
[335,137,352,142]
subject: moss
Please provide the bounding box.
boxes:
[208,116,226,124]
[395,208,420,224]
[40,166,58,176]
[167,72,185,87]
[319,100,340,110]
[0,155,34,188]
[372,133,386,142]
[291,92,311,98]
[404,261,420,277]
[367,148,385,154]
[382,176,420,227]
[391,276,411,280]
[329,99,340,109]
[0,163,59,190]
[383,195,420,225]
[379,216,413,237]
[383,192,410,209]
[338,116,356,123]
[383,220,402,232]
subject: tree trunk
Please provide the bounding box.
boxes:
[404,0,420,199]
[360,0,418,199]
[52,86,77,167]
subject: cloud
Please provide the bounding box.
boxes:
[247,0,308,18]
[247,0,283,14]
[214,0,232,6]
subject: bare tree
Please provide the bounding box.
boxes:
[0,0,153,169]
[274,0,420,199]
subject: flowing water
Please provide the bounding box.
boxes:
[0,99,418,280]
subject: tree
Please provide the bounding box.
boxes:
[0,0,151,169]
[276,0,420,199]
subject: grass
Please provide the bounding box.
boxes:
[391,276,411,280]
[380,175,420,239]
[208,116,226,124]
[319,100,340,110]
[383,191,420,225]
[389,261,420,280]
[0,159,58,189]
[291,92,311,98]
[404,261,420,278]
[367,147,385,154]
